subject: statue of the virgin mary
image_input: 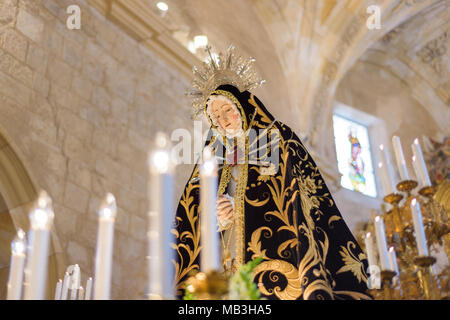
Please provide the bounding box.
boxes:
[173,45,371,300]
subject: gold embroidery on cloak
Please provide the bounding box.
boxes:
[173,166,201,293]
[247,133,304,299]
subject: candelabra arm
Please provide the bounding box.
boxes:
[185,270,229,300]
[397,180,418,199]
[414,256,439,300]
[380,270,397,300]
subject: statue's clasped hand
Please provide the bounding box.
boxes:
[216,194,234,231]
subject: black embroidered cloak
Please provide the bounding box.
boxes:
[173,84,371,300]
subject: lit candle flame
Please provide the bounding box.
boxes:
[152,151,170,173]
[149,132,172,174]
[194,35,208,49]
[99,193,117,220]
[30,190,54,230]
[11,228,26,255]
[17,229,25,240]
[156,2,168,11]
[201,146,216,175]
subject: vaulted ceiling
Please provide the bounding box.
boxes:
[359,1,449,131]
[91,0,449,178]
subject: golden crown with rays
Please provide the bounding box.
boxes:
[186,45,265,118]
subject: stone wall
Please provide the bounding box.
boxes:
[0,193,16,300]
[0,0,193,299]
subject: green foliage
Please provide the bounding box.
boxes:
[228,257,264,300]
[183,282,196,300]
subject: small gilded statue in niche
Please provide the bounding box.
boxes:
[173,45,371,300]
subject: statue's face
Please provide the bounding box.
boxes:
[211,99,241,134]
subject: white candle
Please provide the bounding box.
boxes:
[7,229,26,300]
[392,136,410,181]
[378,145,396,195]
[374,216,390,270]
[61,272,70,300]
[411,198,429,256]
[364,232,379,289]
[364,233,377,269]
[22,230,33,296]
[78,286,84,300]
[200,146,220,272]
[378,162,393,197]
[148,132,175,299]
[388,247,399,273]
[388,247,400,285]
[54,279,62,300]
[94,193,117,300]
[411,138,431,187]
[412,156,423,188]
[70,264,80,300]
[69,289,76,300]
[85,277,92,300]
[24,191,54,300]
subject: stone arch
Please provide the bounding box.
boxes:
[0,127,66,299]
[306,0,445,154]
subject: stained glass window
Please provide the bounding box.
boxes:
[333,114,377,197]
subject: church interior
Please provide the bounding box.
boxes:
[0,0,448,300]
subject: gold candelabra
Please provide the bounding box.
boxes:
[361,179,450,300]
[184,270,229,300]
